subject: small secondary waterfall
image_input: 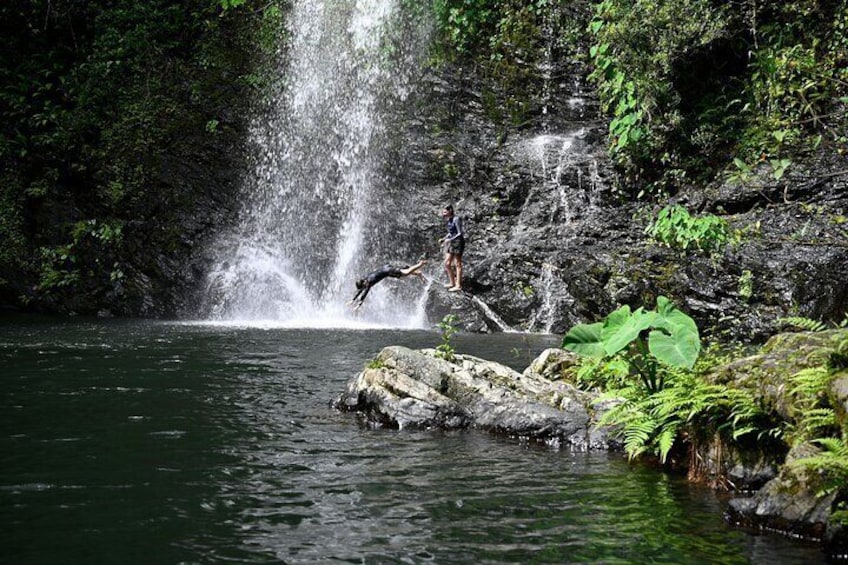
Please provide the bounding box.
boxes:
[510,124,603,333]
[201,0,430,327]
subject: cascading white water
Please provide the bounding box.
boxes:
[510,128,603,333]
[202,0,431,328]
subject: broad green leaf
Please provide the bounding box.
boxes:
[653,296,698,338]
[648,328,700,368]
[600,306,653,355]
[562,322,605,358]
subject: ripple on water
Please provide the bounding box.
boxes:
[0,320,830,564]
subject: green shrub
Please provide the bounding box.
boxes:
[645,205,730,253]
[587,0,848,195]
[564,299,782,463]
[435,314,460,361]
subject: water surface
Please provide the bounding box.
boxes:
[0,317,826,563]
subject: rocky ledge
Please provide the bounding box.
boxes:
[334,335,848,558]
[332,346,617,450]
[726,442,847,556]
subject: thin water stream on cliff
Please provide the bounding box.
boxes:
[1,317,827,563]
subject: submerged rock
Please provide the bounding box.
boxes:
[333,346,615,449]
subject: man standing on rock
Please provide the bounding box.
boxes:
[440,204,464,292]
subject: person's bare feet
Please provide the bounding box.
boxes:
[448,286,462,292]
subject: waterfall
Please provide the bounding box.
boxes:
[470,296,517,333]
[201,0,430,328]
[509,125,602,334]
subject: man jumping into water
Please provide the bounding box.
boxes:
[348,260,427,311]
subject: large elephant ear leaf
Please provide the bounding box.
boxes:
[648,296,701,368]
[648,329,700,368]
[654,295,698,336]
[562,322,605,358]
[601,305,654,356]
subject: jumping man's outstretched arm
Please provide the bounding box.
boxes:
[351,285,371,310]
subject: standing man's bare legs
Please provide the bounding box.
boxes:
[447,253,462,292]
[452,255,462,291]
[443,252,456,288]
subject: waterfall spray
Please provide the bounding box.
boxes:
[201,0,430,328]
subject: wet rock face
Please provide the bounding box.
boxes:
[142,3,844,334]
[333,345,616,449]
[389,5,848,339]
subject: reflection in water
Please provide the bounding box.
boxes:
[0,319,827,564]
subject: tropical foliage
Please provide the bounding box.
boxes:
[563,295,701,391]
[565,300,848,480]
[435,313,460,361]
[587,0,848,195]
[0,0,283,312]
[787,334,848,496]
[645,205,731,253]
[592,367,778,464]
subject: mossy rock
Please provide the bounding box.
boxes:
[760,330,847,360]
[708,329,848,421]
[522,348,583,383]
[831,373,848,430]
[727,442,838,541]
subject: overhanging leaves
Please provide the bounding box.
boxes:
[562,322,605,358]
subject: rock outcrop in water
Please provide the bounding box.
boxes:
[337,331,848,557]
[726,442,847,556]
[333,346,617,449]
[715,330,848,557]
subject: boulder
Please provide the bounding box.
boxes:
[833,375,848,427]
[726,442,843,550]
[708,330,848,421]
[333,345,615,449]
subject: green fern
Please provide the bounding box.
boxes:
[594,365,785,465]
[787,366,838,443]
[789,366,833,397]
[789,436,848,496]
[656,425,679,463]
[831,336,848,370]
[576,356,630,390]
[778,316,827,332]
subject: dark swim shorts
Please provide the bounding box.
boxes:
[365,265,403,286]
[449,237,465,256]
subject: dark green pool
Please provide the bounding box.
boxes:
[0,317,826,563]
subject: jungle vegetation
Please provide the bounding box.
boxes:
[2,0,846,313]
[433,0,848,196]
[0,0,281,313]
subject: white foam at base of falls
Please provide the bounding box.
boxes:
[200,0,430,329]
